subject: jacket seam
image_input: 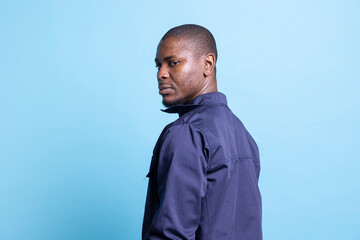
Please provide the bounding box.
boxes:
[188,122,212,165]
[208,155,260,168]
[167,121,212,167]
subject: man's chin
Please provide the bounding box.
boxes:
[162,97,185,108]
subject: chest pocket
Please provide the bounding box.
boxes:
[145,155,161,204]
[146,155,156,178]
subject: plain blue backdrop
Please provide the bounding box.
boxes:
[1,0,359,239]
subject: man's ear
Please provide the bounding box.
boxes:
[204,53,216,76]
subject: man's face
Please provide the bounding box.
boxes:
[155,37,205,107]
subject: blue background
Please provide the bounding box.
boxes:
[1,0,359,239]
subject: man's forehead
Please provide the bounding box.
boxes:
[156,37,193,58]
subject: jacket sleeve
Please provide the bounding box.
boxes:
[148,123,209,240]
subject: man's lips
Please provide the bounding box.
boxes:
[158,85,173,95]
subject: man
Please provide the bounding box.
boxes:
[142,24,262,240]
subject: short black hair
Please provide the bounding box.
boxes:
[161,24,218,61]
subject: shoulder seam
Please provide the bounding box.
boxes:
[165,122,212,164]
[188,122,212,166]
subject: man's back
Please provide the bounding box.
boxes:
[143,91,262,240]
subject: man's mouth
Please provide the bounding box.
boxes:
[158,85,173,95]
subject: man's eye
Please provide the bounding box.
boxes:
[169,61,178,67]
[155,64,161,69]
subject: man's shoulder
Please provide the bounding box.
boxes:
[161,118,205,139]
[160,105,235,143]
[154,120,209,154]
[182,104,235,129]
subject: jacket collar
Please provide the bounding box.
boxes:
[161,91,228,116]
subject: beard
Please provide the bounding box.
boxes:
[162,96,187,107]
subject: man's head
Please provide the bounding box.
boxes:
[155,24,218,107]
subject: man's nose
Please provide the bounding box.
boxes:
[157,65,169,81]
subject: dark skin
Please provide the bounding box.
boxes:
[155,36,218,107]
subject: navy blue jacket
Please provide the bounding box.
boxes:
[143,91,262,240]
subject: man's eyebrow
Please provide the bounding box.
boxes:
[154,56,176,62]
